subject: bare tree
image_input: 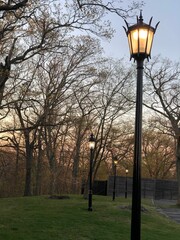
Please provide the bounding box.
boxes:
[76,0,143,18]
[144,56,180,204]
[89,59,135,181]
[70,83,99,193]
[0,0,143,196]
[142,128,176,179]
[0,0,142,105]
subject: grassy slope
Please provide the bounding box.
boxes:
[0,195,179,240]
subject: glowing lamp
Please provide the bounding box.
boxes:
[89,133,95,149]
[124,11,159,60]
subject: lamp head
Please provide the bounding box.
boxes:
[113,157,118,165]
[89,133,95,149]
[123,11,159,61]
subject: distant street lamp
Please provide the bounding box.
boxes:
[88,133,95,211]
[125,169,129,199]
[112,157,118,201]
[123,11,159,240]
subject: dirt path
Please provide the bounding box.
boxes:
[154,200,180,223]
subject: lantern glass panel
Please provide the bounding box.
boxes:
[89,141,95,149]
[128,27,154,55]
[138,29,148,53]
[146,29,154,55]
[128,29,138,54]
[128,34,133,55]
[114,160,118,165]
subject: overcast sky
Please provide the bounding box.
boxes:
[101,0,180,62]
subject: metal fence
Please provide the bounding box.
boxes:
[94,177,178,200]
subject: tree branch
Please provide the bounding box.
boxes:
[0,0,28,11]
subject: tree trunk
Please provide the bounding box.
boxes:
[48,154,57,195]
[0,60,10,105]
[24,141,33,196]
[49,171,56,195]
[176,135,180,205]
[34,145,43,195]
[14,144,20,195]
[72,145,81,194]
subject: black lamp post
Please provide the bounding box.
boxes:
[125,169,129,199]
[112,157,118,201]
[123,11,159,240]
[88,133,95,211]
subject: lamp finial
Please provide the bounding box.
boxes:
[139,10,143,22]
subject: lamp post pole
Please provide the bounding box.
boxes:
[112,158,118,201]
[88,133,95,211]
[131,58,143,239]
[125,169,128,199]
[123,11,159,240]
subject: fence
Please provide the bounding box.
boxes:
[94,177,178,200]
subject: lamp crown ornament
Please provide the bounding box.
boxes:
[123,11,159,61]
[138,10,143,22]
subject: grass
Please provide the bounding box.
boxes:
[0,195,180,240]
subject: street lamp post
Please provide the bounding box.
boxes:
[125,169,129,199]
[112,157,118,201]
[88,133,95,211]
[123,11,159,240]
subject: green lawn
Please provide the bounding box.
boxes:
[0,195,179,240]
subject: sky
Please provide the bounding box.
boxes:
[101,0,180,62]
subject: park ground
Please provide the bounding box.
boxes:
[0,195,180,240]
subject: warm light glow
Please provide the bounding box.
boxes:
[125,13,158,60]
[126,169,129,174]
[89,133,95,149]
[114,160,118,165]
[146,30,154,54]
[132,29,148,40]
[89,141,95,149]
[128,27,154,56]
[124,11,159,60]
